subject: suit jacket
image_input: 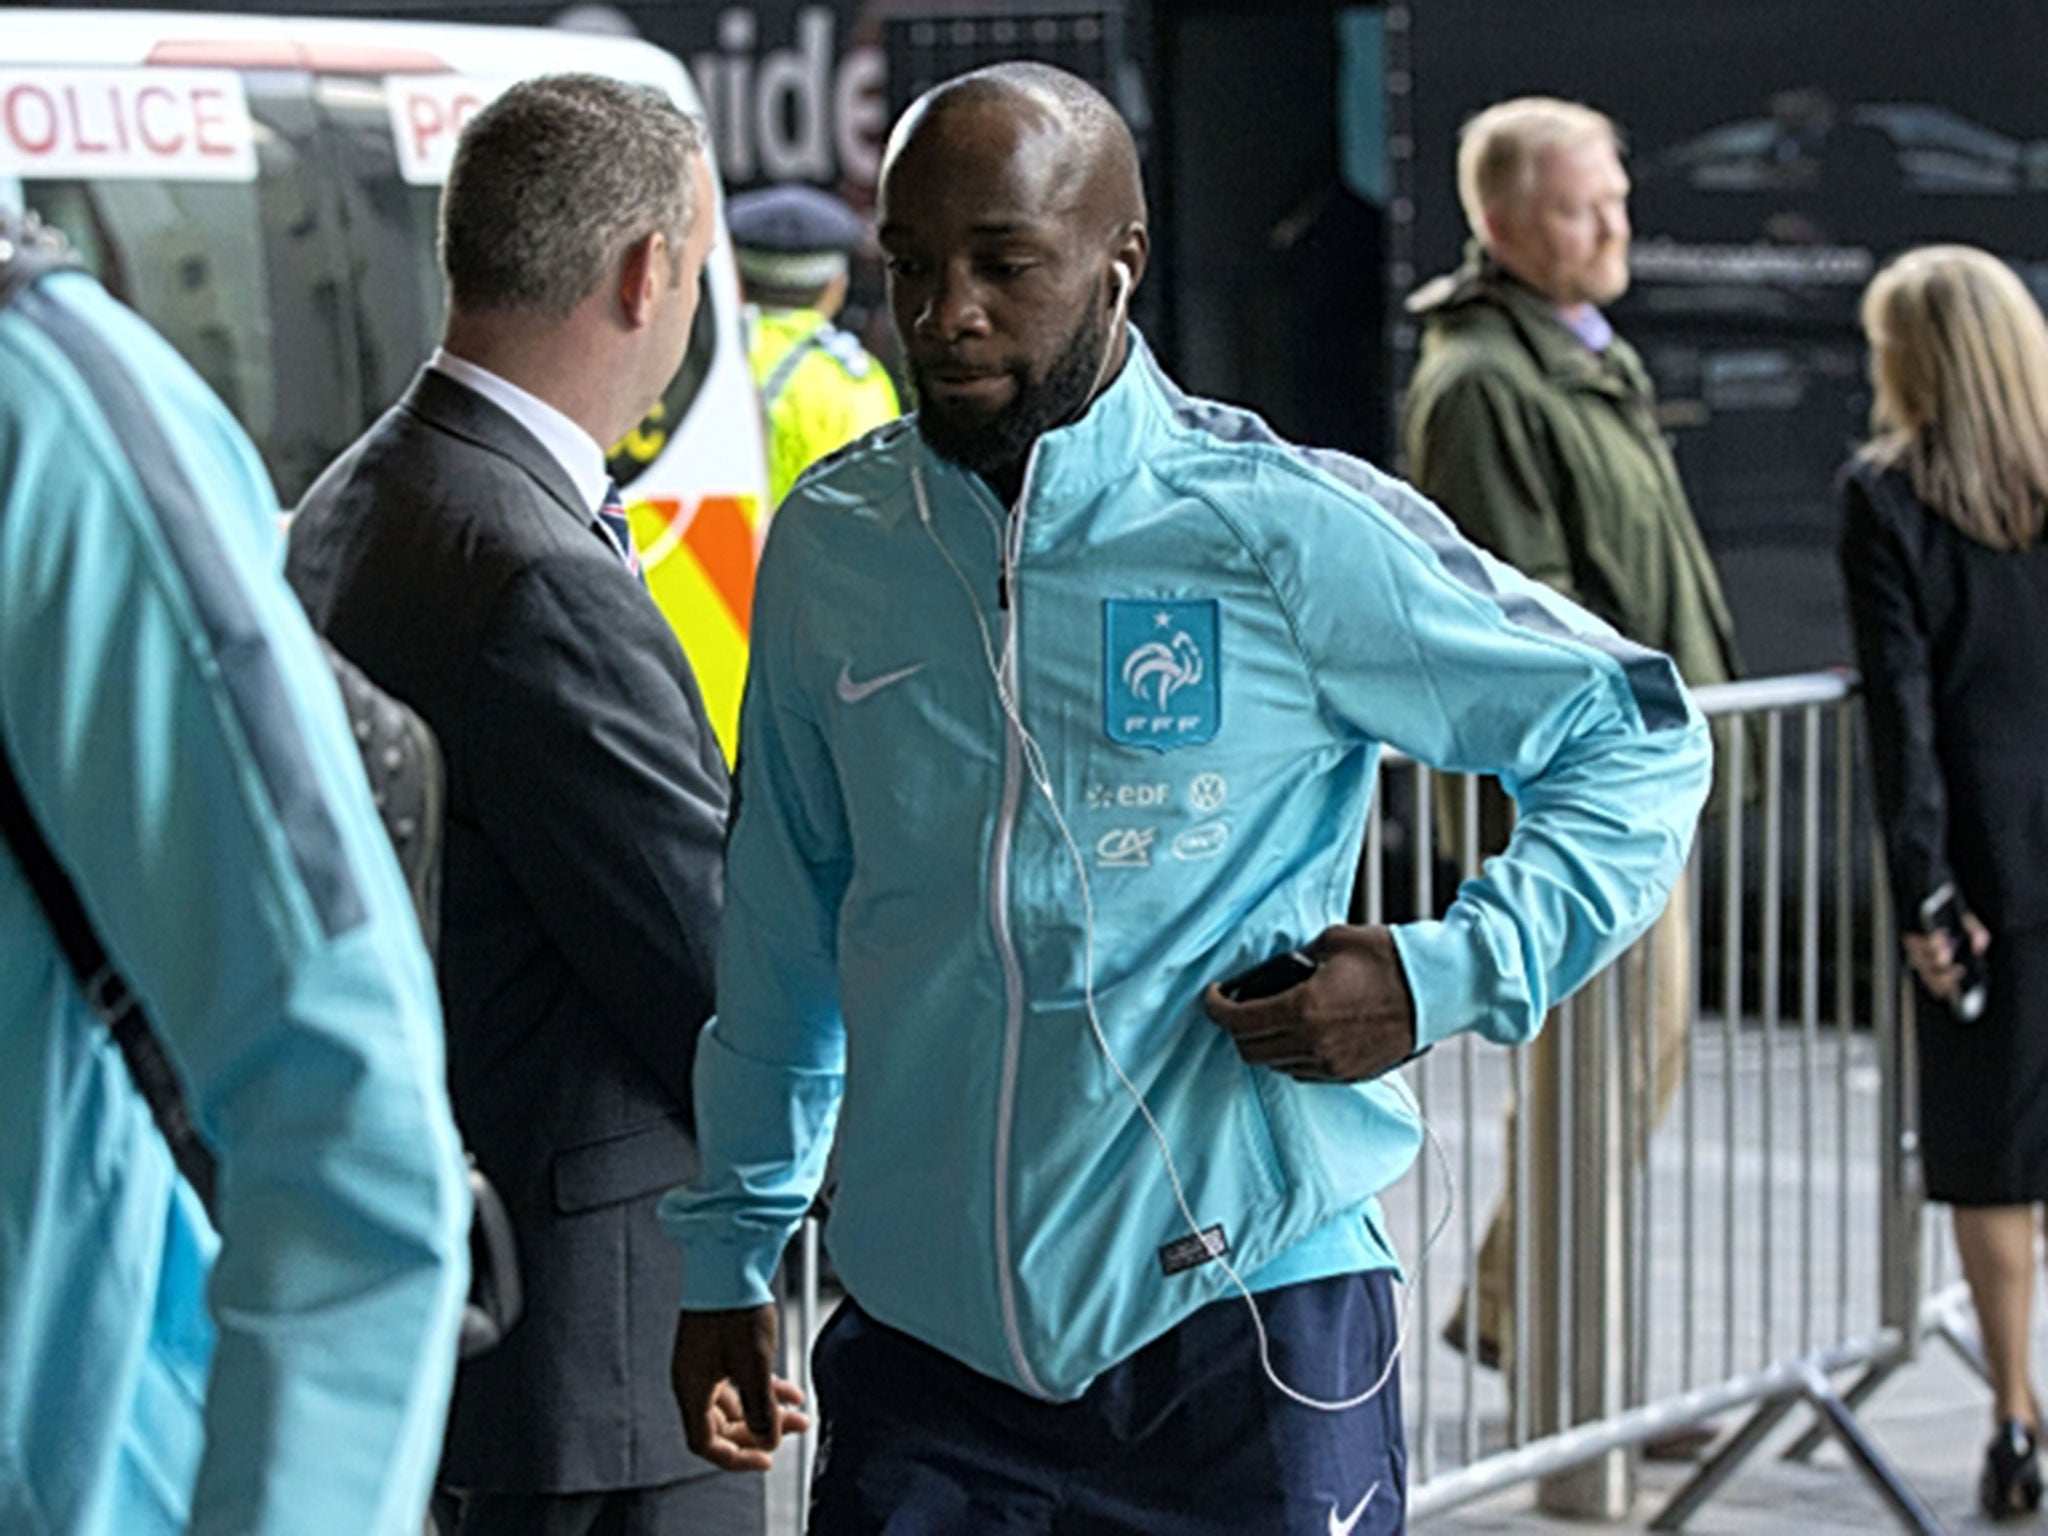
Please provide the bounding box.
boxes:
[1840,458,2048,936]
[287,368,729,1493]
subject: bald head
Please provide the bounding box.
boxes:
[877,63,1149,497]
[883,62,1145,238]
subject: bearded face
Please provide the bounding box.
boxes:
[907,286,1113,483]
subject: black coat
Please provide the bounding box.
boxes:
[287,368,729,1493]
[1839,458,2048,934]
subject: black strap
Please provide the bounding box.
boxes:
[0,741,219,1211]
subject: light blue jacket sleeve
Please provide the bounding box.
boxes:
[1257,453,1713,1048]
[0,276,469,1535]
[658,509,847,1309]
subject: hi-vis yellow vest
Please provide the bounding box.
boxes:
[750,306,901,508]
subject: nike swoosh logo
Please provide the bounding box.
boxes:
[1329,1484,1378,1536]
[836,661,925,704]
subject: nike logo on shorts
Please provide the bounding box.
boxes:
[1328,1482,1378,1536]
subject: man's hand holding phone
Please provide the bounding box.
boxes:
[1203,925,1424,1083]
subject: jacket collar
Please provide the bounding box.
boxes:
[909,326,1176,523]
[1410,245,1639,398]
[1018,326,1173,510]
[398,366,597,532]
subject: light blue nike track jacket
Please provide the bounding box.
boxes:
[663,333,1711,1400]
[0,272,469,1534]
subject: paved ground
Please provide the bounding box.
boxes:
[762,1020,2024,1533]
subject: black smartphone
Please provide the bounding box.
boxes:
[1919,883,1988,1023]
[1217,948,1317,1003]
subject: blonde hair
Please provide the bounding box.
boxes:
[1861,245,2048,550]
[1457,97,1619,244]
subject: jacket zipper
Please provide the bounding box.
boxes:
[986,453,1048,1397]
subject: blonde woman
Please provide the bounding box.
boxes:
[1843,244,2048,1519]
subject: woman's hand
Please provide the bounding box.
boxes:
[1903,911,1991,1002]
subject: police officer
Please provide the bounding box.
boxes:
[728,185,900,506]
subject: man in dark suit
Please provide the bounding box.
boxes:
[287,74,796,1536]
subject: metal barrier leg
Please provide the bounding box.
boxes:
[1649,1392,1803,1530]
[1792,1365,1944,1534]
[1652,1360,1941,1534]
[1533,977,1634,1518]
[1784,1282,1987,1463]
[1780,1359,1903,1464]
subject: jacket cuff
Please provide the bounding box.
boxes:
[1391,907,1529,1050]
[676,1235,783,1312]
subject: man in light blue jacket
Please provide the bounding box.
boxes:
[667,65,1712,1534]
[0,217,471,1535]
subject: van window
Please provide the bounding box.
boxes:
[6,63,727,505]
[311,72,444,421]
[7,69,354,502]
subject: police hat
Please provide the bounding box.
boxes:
[728,185,865,293]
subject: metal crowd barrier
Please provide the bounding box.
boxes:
[1388,670,1949,1529]
[774,669,1961,1531]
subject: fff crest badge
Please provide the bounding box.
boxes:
[1104,599,1220,750]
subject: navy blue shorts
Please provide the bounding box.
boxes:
[807,1269,1405,1535]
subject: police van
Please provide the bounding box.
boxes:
[1,11,771,754]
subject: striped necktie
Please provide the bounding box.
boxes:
[596,480,642,580]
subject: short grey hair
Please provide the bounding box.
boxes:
[440,73,705,319]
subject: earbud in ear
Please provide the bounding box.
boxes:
[1112,260,1133,304]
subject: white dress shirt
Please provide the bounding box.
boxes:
[429,347,611,517]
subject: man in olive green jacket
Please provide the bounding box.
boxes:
[1403,98,1737,1391]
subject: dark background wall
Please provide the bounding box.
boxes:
[34,0,2048,679]
[1158,3,1387,462]
[1400,0,2048,676]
